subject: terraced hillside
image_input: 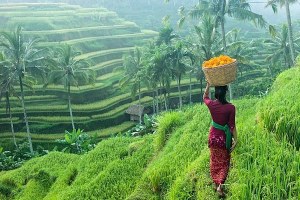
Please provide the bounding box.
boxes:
[0,61,299,199]
[0,3,205,147]
[0,4,151,135]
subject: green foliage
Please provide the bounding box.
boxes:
[168,150,216,200]
[0,142,48,171]
[1,95,300,199]
[258,63,300,149]
[1,3,300,199]
[124,114,157,137]
[0,136,154,199]
[154,111,184,151]
[228,99,300,199]
[57,129,96,154]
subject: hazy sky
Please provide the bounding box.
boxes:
[250,2,300,24]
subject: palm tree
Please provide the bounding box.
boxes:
[168,40,193,109]
[226,29,260,73]
[193,15,221,61]
[152,44,172,111]
[120,47,145,124]
[266,0,298,65]
[186,47,205,104]
[45,44,95,130]
[265,24,300,70]
[177,0,266,100]
[156,25,178,46]
[143,42,160,114]
[188,15,221,100]
[0,52,18,148]
[179,0,266,50]
[0,26,45,153]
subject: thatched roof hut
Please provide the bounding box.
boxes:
[126,104,144,121]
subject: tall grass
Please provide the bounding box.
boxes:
[128,104,211,199]
[0,136,154,200]
[228,99,300,199]
[258,65,300,148]
[1,96,300,199]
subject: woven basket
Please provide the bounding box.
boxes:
[202,59,237,86]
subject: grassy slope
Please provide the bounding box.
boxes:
[1,62,300,199]
[258,58,300,148]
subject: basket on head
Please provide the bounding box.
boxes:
[202,59,237,86]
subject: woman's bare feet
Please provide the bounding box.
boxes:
[213,183,218,191]
[216,184,225,198]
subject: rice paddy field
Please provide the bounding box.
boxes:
[0,2,280,149]
[0,58,300,199]
[1,1,300,199]
[0,2,203,146]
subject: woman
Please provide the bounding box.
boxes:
[203,82,237,197]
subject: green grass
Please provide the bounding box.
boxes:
[1,74,300,199]
[0,136,155,200]
[91,58,123,70]
[0,10,77,17]
[24,23,137,35]
[24,24,140,42]
[0,121,135,141]
[0,79,200,121]
[0,84,201,116]
[40,32,156,47]
[75,47,135,60]
[258,62,300,149]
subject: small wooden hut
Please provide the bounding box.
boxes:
[126,104,144,121]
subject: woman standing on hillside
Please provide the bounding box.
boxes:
[203,82,237,197]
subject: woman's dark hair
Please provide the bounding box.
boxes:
[215,86,229,104]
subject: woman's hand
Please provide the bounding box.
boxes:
[230,138,237,153]
[206,80,211,87]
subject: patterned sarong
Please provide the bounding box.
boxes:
[210,147,230,185]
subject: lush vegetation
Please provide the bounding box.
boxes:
[1,60,300,198]
[0,3,161,149]
[0,2,300,199]
[258,57,300,149]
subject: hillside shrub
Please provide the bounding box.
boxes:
[56,129,96,154]
[0,142,48,171]
[124,114,157,137]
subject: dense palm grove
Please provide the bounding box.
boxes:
[0,0,300,199]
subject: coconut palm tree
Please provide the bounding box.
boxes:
[178,0,266,50]
[120,47,145,124]
[168,40,193,109]
[154,45,172,111]
[0,52,18,148]
[266,0,299,65]
[177,0,266,100]
[156,25,178,46]
[186,47,205,104]
[265,24,300,71]
[0,26,45,153]
[45,44,95,130]
[193,15,221,61]
[143,42,160,114]
[226,29,260,76]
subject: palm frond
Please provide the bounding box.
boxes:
[230,7,267,28]
[269,25,278,38]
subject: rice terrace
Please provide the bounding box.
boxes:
[0,0,300,199]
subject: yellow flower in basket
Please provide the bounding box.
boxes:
[203,55,234,68]
[202,55,237,86]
